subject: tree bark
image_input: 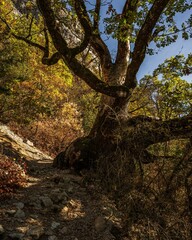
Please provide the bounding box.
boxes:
[53,112,192,175]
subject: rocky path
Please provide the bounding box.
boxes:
[0,124,124,240]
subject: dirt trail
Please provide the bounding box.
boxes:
[0,124,124,240]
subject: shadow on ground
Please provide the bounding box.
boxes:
[0,158,123,240]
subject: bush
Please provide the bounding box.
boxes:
[8,102,84,157]
[0,155,27,196]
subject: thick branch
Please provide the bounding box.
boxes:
[125,0,171,88]
[37,0,123,97]
[36,0,69,56]
[40,27,62,65]
[115,0,138,66]
[114,0,139,85]
[74,0,112,76]
[125,114,192,147]
[93,0,101,30]
[42,52,62,66]
[65,57,130,98]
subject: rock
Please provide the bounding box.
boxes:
[6,209,16,215]
[33,202,42,210]
[67,186,74,193]
[27,226,44,239]
[48,236,58,240]
[51,221,60,230]
[28,197,42,209]
[50,191,68,204]
[14,209,26,218]
[51,188,61,194]
[40,196,53,208]
[8,232,25,239]
[94,216,107,232]
[23,237,33,240]
[63,176,71,183]
[60,226,68,234]
[30,215,38,219]
[52,204,61,213]
[14,202,25,209]
[17,226,28,234]
[46,229,54,236]
[0,224,5,234]
[26,139,34,147]
[61,206,69,218]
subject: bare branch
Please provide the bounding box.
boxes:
[0,15,45,51]
[25,15,34,38]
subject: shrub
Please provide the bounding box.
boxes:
[0,155,27,196]
[8,102,84,157]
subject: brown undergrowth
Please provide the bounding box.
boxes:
[0,155,27,196]
[96,139,192,239]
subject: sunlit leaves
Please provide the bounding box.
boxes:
[129,55,192,119]
[154,54,192,77]
[102,0,192,54]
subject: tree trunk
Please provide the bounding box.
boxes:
[53,96,143,186]
[53,102,192,177]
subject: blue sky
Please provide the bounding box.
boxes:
[93,1,192,83]
[138,35,192,81]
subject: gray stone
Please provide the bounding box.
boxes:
[51,221,60,229]
[30,215,38,219]
[34,203,43,210]
[67,186,73,193]
[48,236,58,240]
[94,216,107,232]
[63,177,71,183]
[0,224,5,234]
[14,202,25,209]
[27,226,44,239]
[51,190,68,203]
[6,209,16,215]
[8,232,25,239]
[51,189,61,194]
[46,229,54,236]
[60,226,68,234]
[23,237,32,240]
[40,196,53,208]
[14,209,26,218]
[28,198,42,209]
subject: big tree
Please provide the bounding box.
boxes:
[1,0,192,174]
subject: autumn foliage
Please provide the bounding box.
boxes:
[0,155,27,196]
